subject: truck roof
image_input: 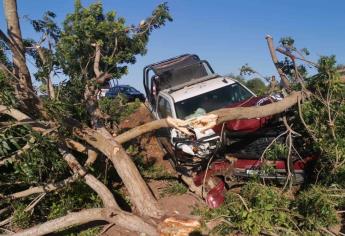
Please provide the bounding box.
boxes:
[164,76,237,102]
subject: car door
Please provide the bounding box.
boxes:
[157,96,173,119]
[155,95,175,155]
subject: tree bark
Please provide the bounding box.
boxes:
[2,0,47,118]
[265,35,291,90]
[114,91,307,144]
[3,0,33,92]
[65,138,98,166]
[75,127,164,218]
[9,208,158,236]
[213,91,305,123]
[59,147,119,209]
[3,175,78,200]
[0,105,49,132]
[36,46,55,99]
[0,104,163,218]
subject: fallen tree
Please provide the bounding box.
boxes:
[11,208,158,236]
[114,90,308,144]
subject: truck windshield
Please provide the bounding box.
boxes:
[174,83,253,119]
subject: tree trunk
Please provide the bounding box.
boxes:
[2,0,45,117]
[3,0,32,91]
[59,147,119,209]
[47,74,55,99]
[75,127,164,218]
[265,35,291,90]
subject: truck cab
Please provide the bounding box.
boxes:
[143,54,255,121]
[143,54,259,172]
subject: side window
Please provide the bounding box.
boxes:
[157,96,172,118]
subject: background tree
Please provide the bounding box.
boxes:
[24,11,61,99]
[245,77,267,95]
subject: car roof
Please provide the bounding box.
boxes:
[166,76,237,102]
[145,54,200,76]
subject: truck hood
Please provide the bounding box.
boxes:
[167,76,237,103]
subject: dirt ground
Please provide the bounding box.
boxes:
[118,103,175,171]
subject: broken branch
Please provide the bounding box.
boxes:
[265,35,291,90]
[115,91,308,144]
[59,147,119,209]
[2,175,78,200]
[10,208,158,236]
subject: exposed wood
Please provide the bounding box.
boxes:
[0,156,15,166]
[93,43,101,78]
[92,42,112,84]
[65,138,88,153]
[115,119,170,144]
[9,208,158,236]
[65,138,98,166]
[0,104,161,217]
[95,72,112,84]
[2,90,307,146]
[158,216,201,236]
[0,90,308,218]
[2,0,47,118]
[0,105,32,121]
[86,148,98,166]
[3,0,31,85]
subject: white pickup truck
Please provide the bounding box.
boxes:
[143,54,259,172]
[143,54,310,207]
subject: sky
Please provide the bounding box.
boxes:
[1,0,345,92]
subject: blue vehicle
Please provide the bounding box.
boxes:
[105,85,145,102]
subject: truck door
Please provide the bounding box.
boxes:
[155,96,174,154]
[157,96,173,120]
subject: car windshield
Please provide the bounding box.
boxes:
[174,83,253,119]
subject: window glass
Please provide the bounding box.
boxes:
[157,97,172,118]
[175,83,253,119]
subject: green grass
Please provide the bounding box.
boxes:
[161,180,188,197]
